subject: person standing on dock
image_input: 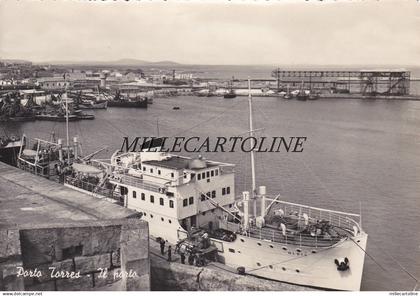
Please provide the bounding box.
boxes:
[167,246,172,262]
[160,239,165,255]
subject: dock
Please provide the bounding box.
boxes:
[0,162,150,291]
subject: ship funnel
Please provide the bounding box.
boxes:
[58,138,63,162]
[259,185,266,217]
[242,191,250,230]
[188,158,207,169]
[73,137,78,159]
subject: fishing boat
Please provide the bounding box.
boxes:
[108,90,148,108]
[64,80,368,290]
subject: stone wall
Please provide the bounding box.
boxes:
[150,253,315,291]
[0,219,150,291]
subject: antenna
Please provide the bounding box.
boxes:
[156,117,160,138]
[248,78,257,217]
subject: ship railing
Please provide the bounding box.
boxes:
[220,220,342,248]
[111,173,164,194]
[265,199,361,233]
[65,176,123,204]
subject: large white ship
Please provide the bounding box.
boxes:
[64,80,368,291]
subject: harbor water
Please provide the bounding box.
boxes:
[2,94,420,291]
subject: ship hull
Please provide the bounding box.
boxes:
[133,205,367,291]
[108,99,148,108]
[212,232,367,291]
[0,141,23,166]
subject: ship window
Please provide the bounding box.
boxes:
[269,245,274,248]
[282,267,286,271]
[201,194,205,201]
[269,265,273,269]
[150,168,153,173]
[257,242,262,246]
[143,212,146,216]
[161,217,164,222]
[201,172,205,179]
[215,170,219,176]
[296,269,300,273]
[169,200,174,208]
[228,248,235,253]
[256,262,261,267]
[166,192,174,197]
[183,199,188,207]
[150,195,155,203]
[311,250,317,254]
[211,190,216,198]
[169,220,172,224]
[133,191,137,198]
[222,188,226,195]
[159,198,164,206]
[282,247,287,251]
[206,171,210,178]
[143,166,146,171]
[171,172,174,178]
[240,239,245,242]
[150,214,154,218]
[158,170,161,175]
[211,170,214,177]
[198,174,201,180]
[296,249,301,253]
[141,193,145,200]
[189,196,194,205]
[227,187,231,194]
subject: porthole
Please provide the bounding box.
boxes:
[269,245,274,248]
[296,269,300,273]
[257,242,262,246]
[169,220,172,224]
[228,248,235,253]
[282,267,286,271]
[161,217,164,222]
[282,247,287,251]
[240,239,245,243]
[150,214,154,218]
[296,249,301,253]
[143,212,147,216]
[269,265,273,269]
[256,262,261,267]
[311,250,317,254]
[357,240,360,243]
[237,250,241,253]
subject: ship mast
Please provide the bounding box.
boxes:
[248,78,257,216]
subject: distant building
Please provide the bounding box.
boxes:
[36,77,70,90]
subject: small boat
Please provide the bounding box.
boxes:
[224,80,237,99]
[224,90,236,99]
[35,113,79,122]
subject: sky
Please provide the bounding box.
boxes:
[0,0,419,66]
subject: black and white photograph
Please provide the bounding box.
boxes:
[0,0,419,293]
